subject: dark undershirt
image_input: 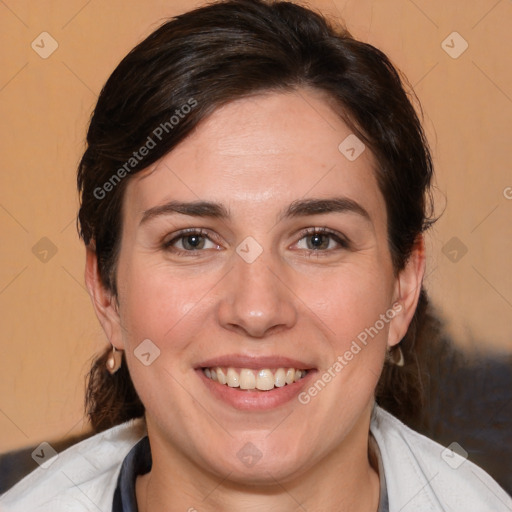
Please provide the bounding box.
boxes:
[112,436,151,512]
[112,435,388,512]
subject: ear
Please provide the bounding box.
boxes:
[85,247,124,350]
[387,236,426,348]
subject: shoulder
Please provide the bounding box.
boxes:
[371,405,512,512]
[0,418,146,512]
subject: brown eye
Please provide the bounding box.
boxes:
[295,228,349,252]
[306,233,331,250]
[163,229,220,253]
[180,234,206,250]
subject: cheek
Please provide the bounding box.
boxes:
[297,262,395,410]
[301,262,395,345]
[117,262,205,351]
[115,265,211,410]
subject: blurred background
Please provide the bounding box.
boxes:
[0,0,511,490]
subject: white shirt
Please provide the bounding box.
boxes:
[1,406,510,511]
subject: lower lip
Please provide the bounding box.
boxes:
[196,369,316,411]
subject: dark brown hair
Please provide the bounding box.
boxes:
[78,0,435,432]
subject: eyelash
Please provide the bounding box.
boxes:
[162,228,217,256]
[162,227,350,257]
[297,227,350,256]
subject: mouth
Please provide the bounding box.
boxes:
[202,366,309,391]
[196,355,316,410]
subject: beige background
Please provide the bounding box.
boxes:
[1,0,511,452]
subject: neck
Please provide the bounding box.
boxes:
[136,406,380,512]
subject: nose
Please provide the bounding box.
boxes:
[216,251,298,339]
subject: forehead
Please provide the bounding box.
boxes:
[124,89,386,225]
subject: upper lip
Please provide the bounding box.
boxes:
[197,354,315,370]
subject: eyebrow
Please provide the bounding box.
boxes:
[140,200,230,224]
[139,197,371,225]
[280,197,371,222]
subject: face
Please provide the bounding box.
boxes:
[88,89,423,484]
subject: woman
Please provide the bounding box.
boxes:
[1,0,510,510]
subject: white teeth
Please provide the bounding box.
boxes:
[217,367,227,385]
[203,366,308,390]
[239,369,256,390]
[274,368,286,387]
[256,369,274,391]
[226,368,239,387]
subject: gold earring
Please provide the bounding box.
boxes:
[106,346,123,374]
[386,346,404,367]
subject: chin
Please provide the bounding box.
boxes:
[197,437,312,486]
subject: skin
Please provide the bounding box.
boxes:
[86,89,425,511]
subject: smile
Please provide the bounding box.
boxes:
[202,367,308,391]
